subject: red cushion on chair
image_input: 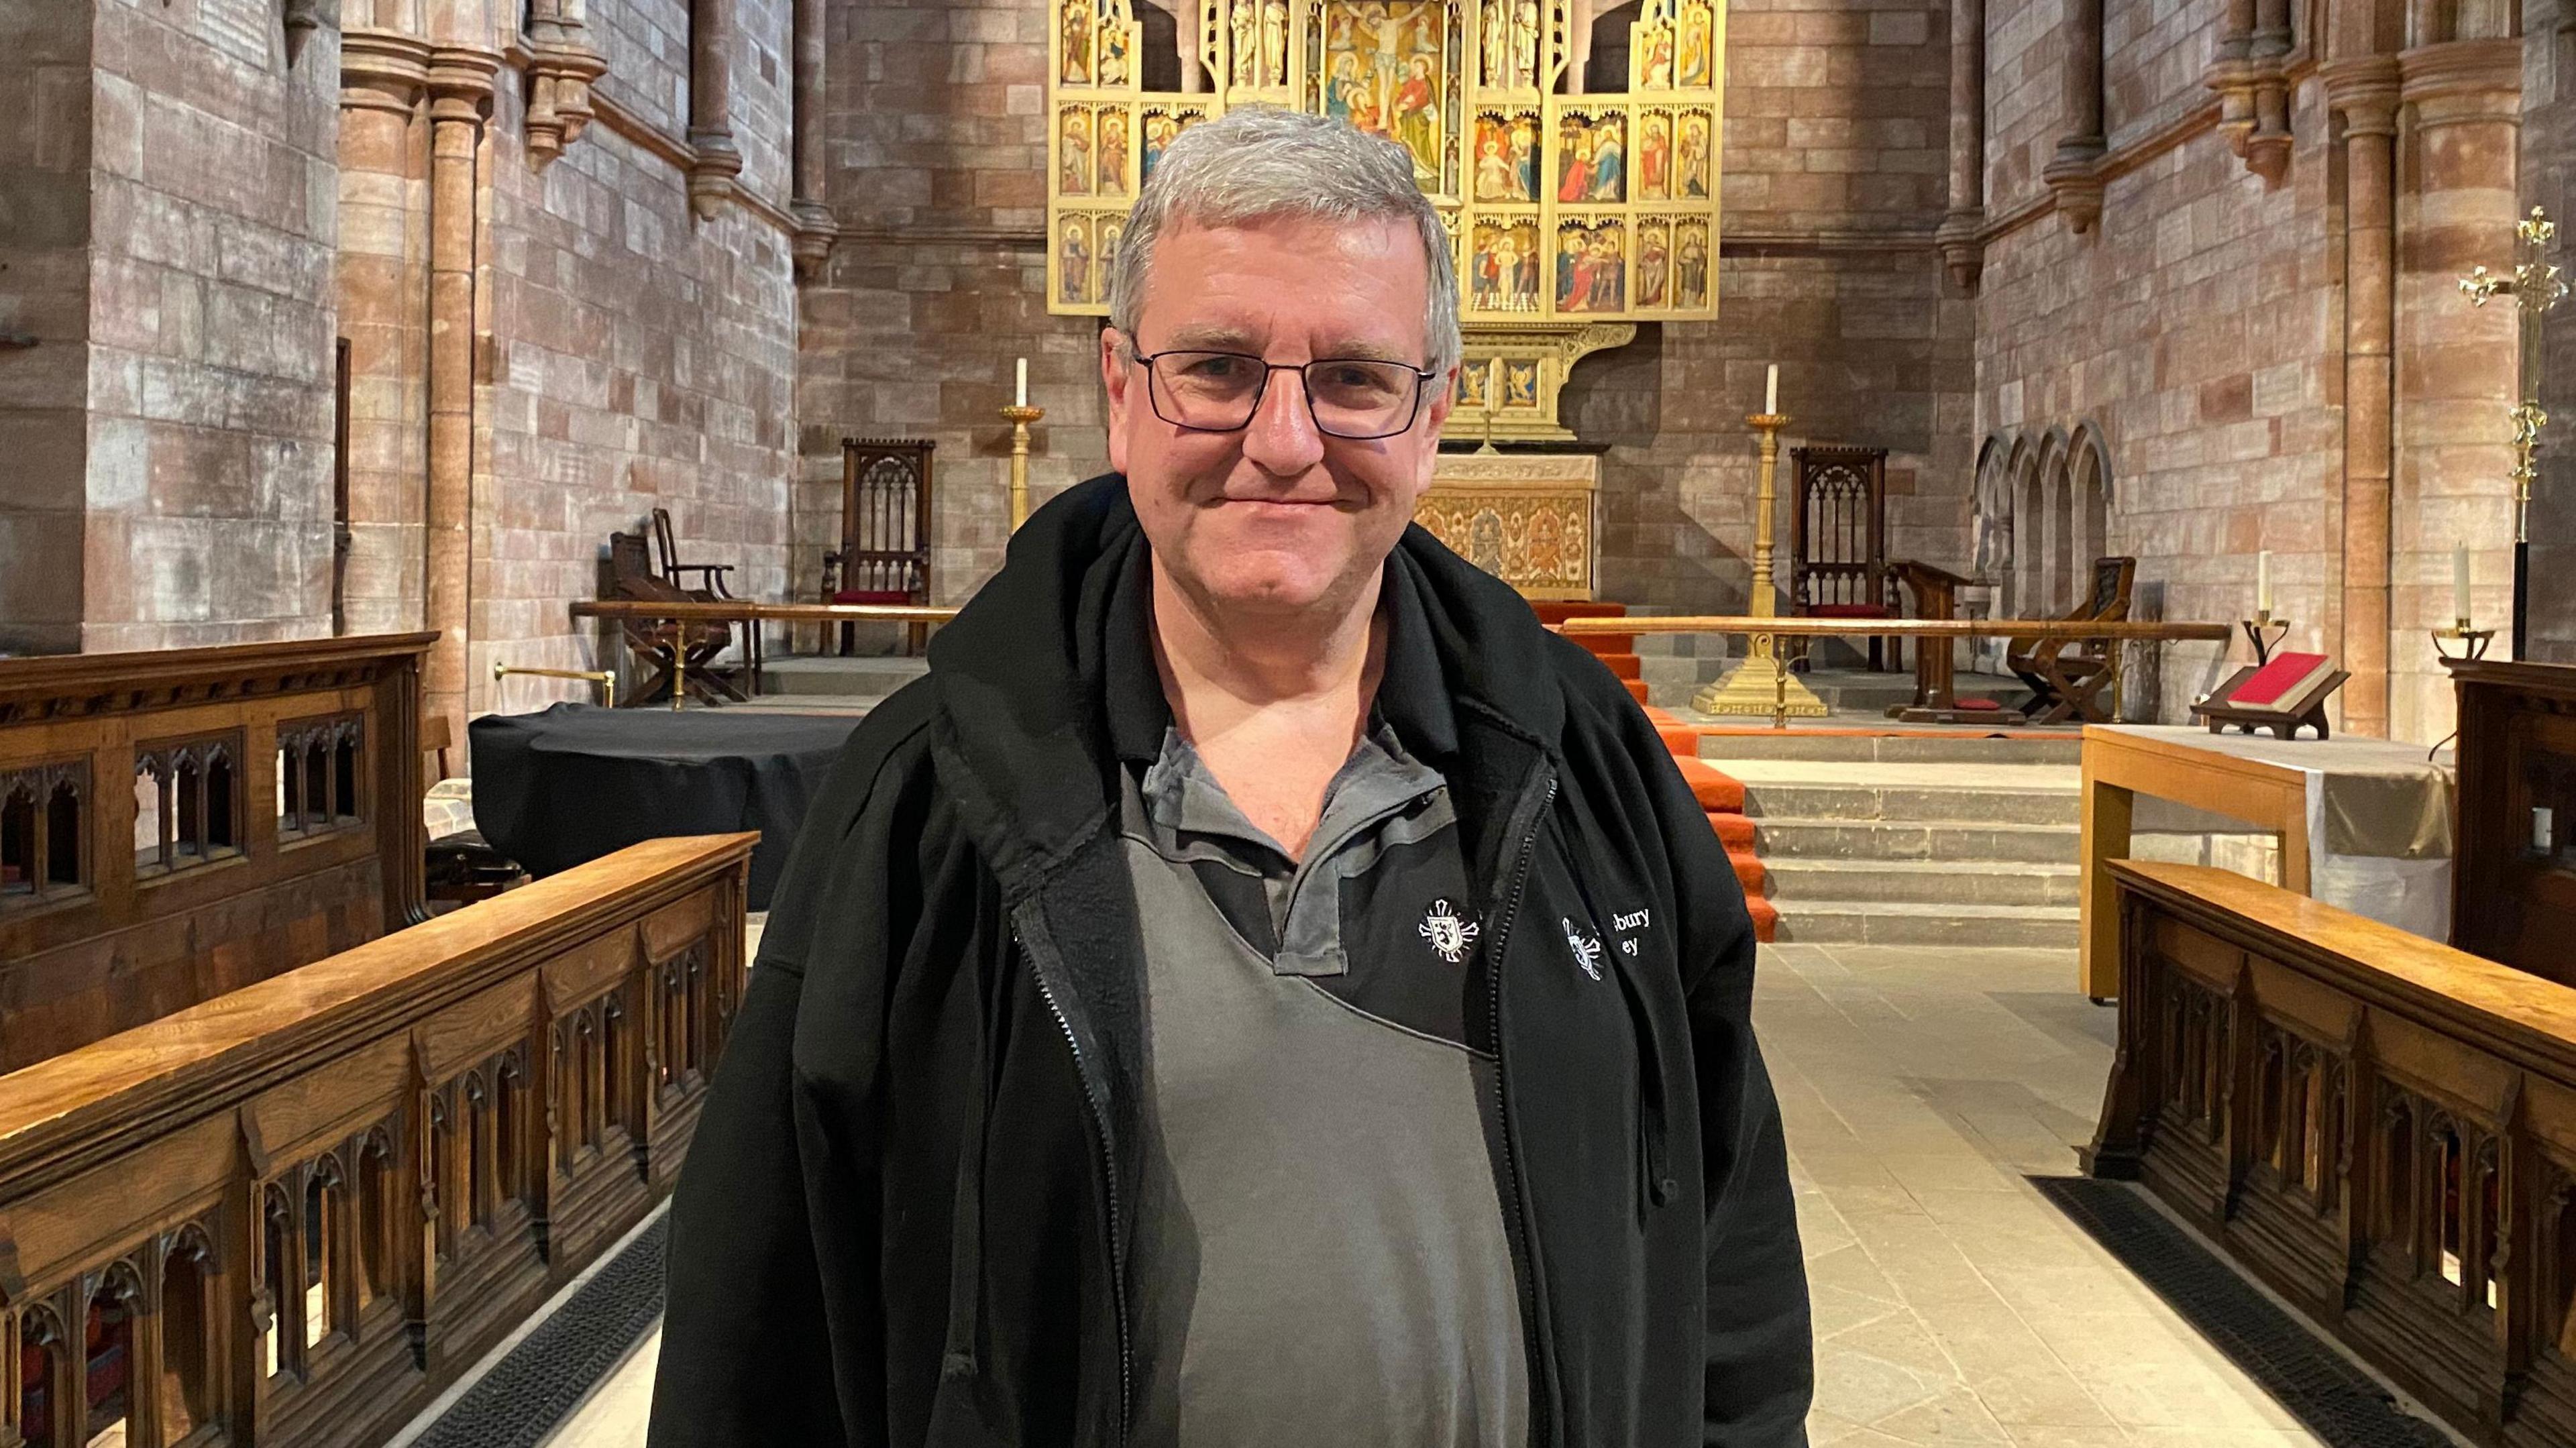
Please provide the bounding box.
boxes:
[1808,604,1895,618]
[831,589,914,604]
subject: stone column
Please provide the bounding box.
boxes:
[1935,0,1985,290]
[2396,37,2521,741]
[337,28,434,641]
[2325,56,2400,737]
[425,48,496,745]
[2044,0,2106,231]
[790,0,833,278]
[688,0,744,220]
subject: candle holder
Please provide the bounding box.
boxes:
[1694,412,1829,726]
[2241,612,2290,667]
[1001,403,1044,531]
[2431,619,2497,663]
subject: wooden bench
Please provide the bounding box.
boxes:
[0,831,753,1448]
[0,635,433,1073]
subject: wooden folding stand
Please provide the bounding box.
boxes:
[1888,560,2025,726]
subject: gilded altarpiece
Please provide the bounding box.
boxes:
[1048,0,1715,598]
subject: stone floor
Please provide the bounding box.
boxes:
[529,942,2338,1447]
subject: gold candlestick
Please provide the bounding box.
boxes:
[1002,404,1044,531]
[1694,412,1829,726]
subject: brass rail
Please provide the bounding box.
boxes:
[492,659,618,710]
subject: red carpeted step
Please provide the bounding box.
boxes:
[1623,677,1648,703]
[1672,756,1746,814]
[1597,652,1643,680]
[1708,812,1755,851]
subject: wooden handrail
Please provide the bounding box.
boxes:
[0,832,754,1448]
[2090,860,2576,1447]
[1554,615,2233,641]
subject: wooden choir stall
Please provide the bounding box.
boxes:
[0,637,754,1448]
[2082,659,2576,1448]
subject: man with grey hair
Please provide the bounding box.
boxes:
[651,107,1811,1447]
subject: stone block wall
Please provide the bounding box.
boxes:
[80,0,343,653]
[0,0,95,654]
[473,0,804,707]
[1586,0,1969,616]
[798,0,1104,610]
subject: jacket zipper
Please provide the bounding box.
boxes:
[1022,928,1135,1443]
[1484,771,1557,1447]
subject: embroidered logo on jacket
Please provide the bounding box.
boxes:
[1417,898,1481,964]
[1562,917,1605,981]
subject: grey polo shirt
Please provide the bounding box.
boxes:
[1120,722,1529,1448]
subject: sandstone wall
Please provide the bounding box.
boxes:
[1588,0,1970,616]
[0,1,95,655]
[78,0,343,653]
[2525,7,2576,664]
[798,0,1104,612]
[473,0,804,707]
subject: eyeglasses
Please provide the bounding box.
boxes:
[1130,347,1438,441]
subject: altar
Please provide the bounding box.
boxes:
[1416,452,1599,600]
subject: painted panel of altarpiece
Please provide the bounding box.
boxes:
[1044,0,1723,334]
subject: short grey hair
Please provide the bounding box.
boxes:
[1106,105,1462,378]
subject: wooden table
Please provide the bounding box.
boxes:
[570,600,963,704]
[2080,724,2456,999]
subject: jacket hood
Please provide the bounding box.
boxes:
[926,473,1570,895]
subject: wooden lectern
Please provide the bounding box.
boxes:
[1889,560,2026,726]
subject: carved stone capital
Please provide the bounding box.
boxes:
[2206,53,2291,186]
[426,45,502,125]
[525,39,609,170]
[2320,54,2402,136]
[792,199,837,281]
[688,129,745,221]
[2043,139,2106,235]
[341,26,433,115]
[1935,209,1985,292]
[2399,38,2524,128]
[283,0,327,66]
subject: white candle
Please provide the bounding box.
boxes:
[2257,551,2272,615]
[1764,363,1778,415]
[2538,806,2558,852]
[2453,541,2471,624]
[1015,357,1028,407]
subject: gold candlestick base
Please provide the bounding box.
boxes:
[1002,403,1045,531]
[1695,411,1829,727]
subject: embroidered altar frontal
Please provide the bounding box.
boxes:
[1417,452,1599,601]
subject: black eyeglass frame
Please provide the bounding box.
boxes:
[1126,346,1442,441]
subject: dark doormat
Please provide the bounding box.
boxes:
[2031,1176,2453,1448]
[409,1211,669,1448]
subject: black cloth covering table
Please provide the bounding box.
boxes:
[470,704,859,910]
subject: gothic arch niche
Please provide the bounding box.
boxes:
[357,1129,396,1311]
[19,1303,65,1448]
[2039,429,2076,614]
[2070,424,2112,571]
[305,1158,345,1351]
[2014,438,2047,617]
[160,1229,217,1437]
[84,1262,142,1446]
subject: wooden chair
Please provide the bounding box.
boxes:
[651,506,735,598]
[1789,445,1898,672]
[608,530,747,706]
[2008,556,2137,725]
[824,439,936,655]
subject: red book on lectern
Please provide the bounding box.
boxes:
[2226,651,2334,711]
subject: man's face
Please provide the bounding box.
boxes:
[1103,213,1454,621]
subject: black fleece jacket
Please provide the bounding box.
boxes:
[646,475,1813,1447]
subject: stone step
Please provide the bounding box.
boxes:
[1768,900,2082,948]
[1760,856,2081,907]
[1726,763,2081,826]
[1749,817,2080,865]
[1698,733,2080,765]
[760,655,931,698]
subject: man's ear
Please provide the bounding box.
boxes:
[1102,328,1133,474]
[1415,363,1458,487]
